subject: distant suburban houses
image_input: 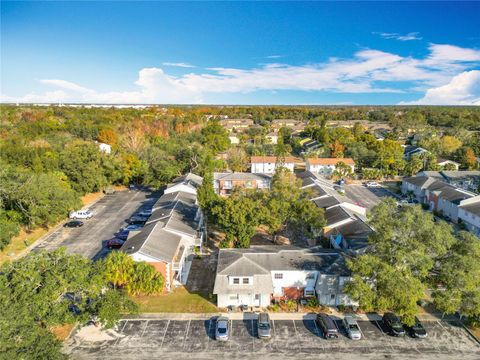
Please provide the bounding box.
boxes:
[250,156,302,174]
[402,171,480,236]
[213,172,272,196]
[306,158,355,176]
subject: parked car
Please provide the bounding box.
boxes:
[128,215,148,224]
[116,230,130,241]
[106,238,125,249]
[315,313,339,339]
[136,209,152,218]
[103,187,115,195]
[343,316,362,340]
[366,181,381,188]
[121,224,143,232]
[69,210,93,219]
[215,317,229,341]
[257,312,272,339]
[383,312,406,336]
[64,220,84,228]
[337,179,346,186]
[406,317,427,338]
[128,184,137,191]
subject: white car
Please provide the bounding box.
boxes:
[69,210,93,219]
[365,181,381,188]
[343,316,362,340]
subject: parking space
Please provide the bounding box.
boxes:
[345,184,398,210]
[65,318,480,359]
[32,189,160,259]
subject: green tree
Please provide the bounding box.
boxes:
[432,231,480,318]
[197,172,219,215]
[226,147,249,172]
[345,199,456,324]
[211,190,263,248]
[60,141,109,194]
[403,156,424,176]
[332,161,354,179]
[102,251,164,295]
[201,120,230,154]
[0,249,138,359]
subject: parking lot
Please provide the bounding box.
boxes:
[33,189,160,259]
[65,317,480,360]
[344,184,398,210]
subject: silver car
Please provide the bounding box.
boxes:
[343,316,362,340]
[257,312,271,339]
[215,317,229,341]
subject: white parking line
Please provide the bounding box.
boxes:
[436,320,448,331]
[375,320,395,352]
[312,320,325,352]
[114,320,129,346]
[160,320,170,348]
[182,320,191,349]
[140,320,149,338]
[205,319,213,349]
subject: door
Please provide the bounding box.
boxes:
[254,294,261,307]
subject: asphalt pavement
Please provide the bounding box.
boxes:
[32,189,160,260]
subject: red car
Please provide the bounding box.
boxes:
[106,239,124,249]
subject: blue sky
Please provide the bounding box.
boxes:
[1,1,480,105]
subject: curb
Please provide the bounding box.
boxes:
[461,324,480,346]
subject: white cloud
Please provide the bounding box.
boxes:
[2,44,480,104]
[266,55,284,59]
[161,62,196,68]
[374,32,422,41]
[401,70,480,105]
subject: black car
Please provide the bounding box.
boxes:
[315,313,339,339]
[383,312,406,336]
[64,220,84,228]
[407,317,427,338]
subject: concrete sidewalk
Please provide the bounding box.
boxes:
[124,311,458,322]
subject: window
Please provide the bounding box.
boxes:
[232,278,240,284]
[242,278,250,285]
[229,294,238,300]
[330,294,336,300]
[274,273,283,279]
[304,289,315,297]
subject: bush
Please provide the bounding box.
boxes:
[268,303,280,312]
[337,304,346,312]
[306,297,319,308]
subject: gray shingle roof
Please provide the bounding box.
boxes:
[214,246,350,295]
[324,206,351,226]
[121,222,182,263]
[170,173,203,188]
[313,196,341,209]
[460,202,480,216]
[333,218,372,239]
[403,176,432,187]
[214,172,273,182]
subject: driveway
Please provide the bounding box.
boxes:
[32,189,161,259]
[65,317,480,360]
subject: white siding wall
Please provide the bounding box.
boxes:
[270,270,318,296]
[458,208,480,237]
[251,162,295,174]
[217,293,270,308]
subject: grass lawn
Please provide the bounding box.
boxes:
[133,287,218,313]
[0,227,51,264]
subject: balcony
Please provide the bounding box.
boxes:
[172,245,185,271]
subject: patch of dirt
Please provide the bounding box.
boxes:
[185,252,217,297]
[74,325,123,342]
[51,323,76,341]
